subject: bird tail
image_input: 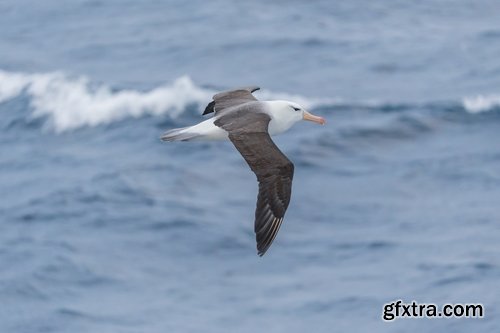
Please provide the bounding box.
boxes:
[160,126,200,141]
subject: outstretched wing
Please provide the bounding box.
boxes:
[203,86,260,115]
[214,111,294,256]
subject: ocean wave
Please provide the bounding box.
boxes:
[0,70,213,132]
[0,69,332,132]
[462,95,500,113]
[1,69,498,132]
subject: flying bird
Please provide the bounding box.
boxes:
[161,86,325,256]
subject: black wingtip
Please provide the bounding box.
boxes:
[257,244,270,257]
[202,101,215,115]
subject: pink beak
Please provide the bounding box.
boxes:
[303,110,326,125]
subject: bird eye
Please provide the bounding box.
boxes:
[292,107,300,111]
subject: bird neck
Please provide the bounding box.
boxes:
[265,101,300,136]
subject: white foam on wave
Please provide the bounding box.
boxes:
[0,69,331,132]
[462,94,500,113]
[0,70,214,132]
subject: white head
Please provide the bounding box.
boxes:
[266,100,325,134]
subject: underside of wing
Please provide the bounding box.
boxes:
[203,86,260,115]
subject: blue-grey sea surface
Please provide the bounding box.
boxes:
[1,1,499,332]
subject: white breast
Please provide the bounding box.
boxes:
[268,118,294,136]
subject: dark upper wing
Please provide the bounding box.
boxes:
[203,86,260,115]
[214,111,294,256]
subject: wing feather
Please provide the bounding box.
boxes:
[203,86,260,115]
[215,111,294,256]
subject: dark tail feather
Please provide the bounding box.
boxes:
[160,127,199,141]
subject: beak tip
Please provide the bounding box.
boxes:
[303,111,326,125]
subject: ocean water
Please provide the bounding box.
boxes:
[1,1,500,332]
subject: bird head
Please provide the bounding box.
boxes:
[286,101,326,125]
[266,100,326,134]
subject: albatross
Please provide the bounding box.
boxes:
[161,86,325,256]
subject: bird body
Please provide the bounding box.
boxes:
[161,87,325,256]
[162,100,316,142]
[162,117,228,141]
